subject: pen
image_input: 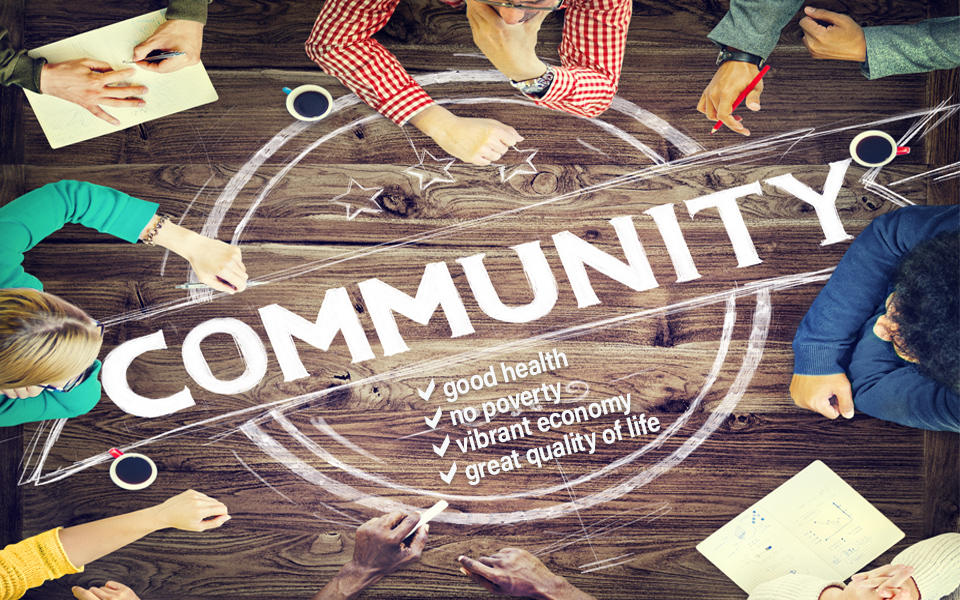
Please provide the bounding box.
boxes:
[125,51,185,64]
[711,64,771,134]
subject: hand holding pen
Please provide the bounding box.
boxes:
[131,18,204,73]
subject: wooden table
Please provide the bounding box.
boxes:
[1,2,957,599]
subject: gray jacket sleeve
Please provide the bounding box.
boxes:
[706,0,804,59]
[861,17,960,79]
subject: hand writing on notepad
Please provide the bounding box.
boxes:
[132,18,204,73]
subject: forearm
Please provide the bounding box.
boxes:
[707,0,804,58]
[408,104,455,139]
[58,505,164,567]
[312,561,381,600]
[138,215,199,258]
[165,0,211,24]
[542,578,596,600]
[305,0,433,125]
[0,27,44,91]
[535,0,630,118]
[861,17,960,79]
[793,206,957,374]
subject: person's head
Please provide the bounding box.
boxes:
[873,231,959,393]
[0,288,103,389]
[473,0,564,25]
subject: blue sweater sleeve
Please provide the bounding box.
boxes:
[0,362,104,427]
[792,205,960,375]
[0,180,158,290]
[849,324,959,432]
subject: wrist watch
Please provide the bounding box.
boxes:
[716,45,765,69]
[510,66,555,99]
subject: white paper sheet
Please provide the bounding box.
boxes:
[697,460,905,593]
[24,10,218,149]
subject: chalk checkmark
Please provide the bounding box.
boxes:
[433,435,450,457]
[439,462,457,484]
[425,407,443,429]
[418,379,436,401]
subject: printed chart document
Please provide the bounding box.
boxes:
[697,460,904,593]
[24,10,218,149]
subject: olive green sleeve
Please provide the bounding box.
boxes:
[0,26,45,92]
[165,0,212,25]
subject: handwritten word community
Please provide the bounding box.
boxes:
[101,160,855,418]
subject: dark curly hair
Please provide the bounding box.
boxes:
[889,230,960,393]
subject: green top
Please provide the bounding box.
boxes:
[0,180,157,427]
[0,0,211,92]
[708,1,960,79]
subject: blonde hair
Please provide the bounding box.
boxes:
[0,289,103,388]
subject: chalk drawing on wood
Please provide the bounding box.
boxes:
[329,178,385,220]
[15,76,959,529]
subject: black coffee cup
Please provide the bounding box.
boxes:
[108,448,157,490]
[849,130,910,167]
[283,85,333,121]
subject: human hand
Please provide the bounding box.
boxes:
[145,216,248,294]
[39,60,147,125]
[458,548,594,600]
[465,0,549,81]
[697,59,762,136]
[181,234,248,294]
[411,106,523,166]
[799,7,867,62]
[132,19,204,73]
[153,489,230,531]
[350,511,427,577]
[790,372,854,419]
[1,386,44,400]
[840,564,918,600]
[72,581,141,600]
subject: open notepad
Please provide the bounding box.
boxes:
[24,10,218,149]
[697,460,904,593]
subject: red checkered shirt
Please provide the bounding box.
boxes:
[305,0,632,125]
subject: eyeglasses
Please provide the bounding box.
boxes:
[475,0,565,10]
[41,321,104,393]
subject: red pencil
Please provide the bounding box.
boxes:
[711,64,771,134]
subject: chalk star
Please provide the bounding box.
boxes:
[403,150,456,191]
[496,147,539,184]
[330,179,384,220]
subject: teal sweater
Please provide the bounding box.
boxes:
[708,1,960,79]
[0,180,157,427]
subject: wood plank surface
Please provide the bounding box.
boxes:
[2,1,958,599]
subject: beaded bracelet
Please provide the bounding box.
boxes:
[140,214,172,246]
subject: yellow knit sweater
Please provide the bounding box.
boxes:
[0,528,82,600]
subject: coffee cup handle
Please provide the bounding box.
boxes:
[896,146,910,156]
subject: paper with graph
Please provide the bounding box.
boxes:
[697,460,904,593]
[24,10,218,149]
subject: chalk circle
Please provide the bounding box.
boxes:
[285,84,334,122]
[192,72,744,523]
[244,288,770,525]
[109,453,157,490]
